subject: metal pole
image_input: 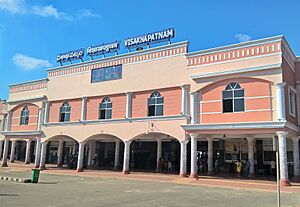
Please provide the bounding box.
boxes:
[276,150,281,207]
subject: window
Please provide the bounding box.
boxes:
[148,91,164,116]
[99,97,112,119]
[91,65,122,83]
[222,82,245,113]
[60,102,71,122]
[20,106,29,125]
[288,87,296,117]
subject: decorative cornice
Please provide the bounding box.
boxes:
[7,95,47,104]
[1,130,43,136]
[9,78,49,88]
[191,63,281,79]
[45,115,187,127]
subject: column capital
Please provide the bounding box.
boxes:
[206,137,213,142]
[246,137,254,142]
[11,140,17,144]
[82,96,87,100]
[189,91,199,96]
[123,140,132,145]
[180,84,189,89]
[26,139,32,143]
[179,139,189,145]
[276,131,288,137]
[274,82,286,88]
[78,141,85,145]
[189,133,198,139]
[126,92,133,96]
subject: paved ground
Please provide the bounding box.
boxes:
[0,163,300,207]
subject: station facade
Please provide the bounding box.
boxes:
[0,35,300,186]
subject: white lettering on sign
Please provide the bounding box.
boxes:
[124,28,175,47]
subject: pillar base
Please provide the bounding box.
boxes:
[10,160,14,163]
[113,166,119,171]
[179,173,187,178]
[24,162,30,165]
[1,162,8,167]
[293,176,300,182]
[57,163,63,168]
[76,168,84,172]
[122,170,130,175]
[34,165,39,169]
[248,173,255,178]
[40,165,46,170]
[189,173,198,179]
[207,171,213,176]
[280,179,291,187]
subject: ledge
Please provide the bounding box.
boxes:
[45,115,187,126]
[9,78,49,88]
[1,130,43,136]
[190,63,282,79]
[7,95,47,104]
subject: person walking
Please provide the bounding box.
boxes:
[214,158,220,175]
[270,160,276,177]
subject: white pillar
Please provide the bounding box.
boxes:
[57,140,64,167]
[275,82,286,121]
[190,92,199,124]
[1,138,9,167]
[87,141,95,167]
[24,140,32,164]
[292,137,300,178]
[0,114,6,131]
[9,140,16,163]
[37,108,43,131]
[0,140,3,160]
[247,137,255,176]
[156,139,162,172]
[81,97,87,121]
[43,101,50,124]
[122,140,131,174]
[190,133,198,178]
[207,137,213,175]
[179,139,188,177]
[40,142,48,170]
[34,138,41,168]
[276,131,289,186]
[114,140,120,170]
[181,84,188,115]
[5,111,12,131]
[125,92,133,119]
[77,142,85,172]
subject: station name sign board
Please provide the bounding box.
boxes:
[87,41,120,58]
[124,28,175,48]
[56,28,175,65]
[56,49,84,65]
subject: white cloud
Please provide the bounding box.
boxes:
[32,5,63,19]
[78,9,102,19]
[0,0,101,20]
[0,0,26,14]
[12,53,52,71]
[235,33,252,42]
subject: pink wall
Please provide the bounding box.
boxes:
[200,78,272,123]
[282,58,298,125]
[132,87,181,117]
[86,94,126,120]
[48,99,82,123]
[11,104,39,131]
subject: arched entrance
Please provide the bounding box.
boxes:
[129,132,180,174]
[83,134,124,171]
[45,135,79,169]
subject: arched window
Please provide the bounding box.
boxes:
[60,102,71,122]
[148,91,164,116]
[222,82,245,113]
[20,106,29,125]
[99,97,112,119]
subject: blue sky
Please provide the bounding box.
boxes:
[0,0,300,100]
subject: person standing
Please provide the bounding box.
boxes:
[214,158,220,175]
[236,159,242,177]
[270,160,276,177]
